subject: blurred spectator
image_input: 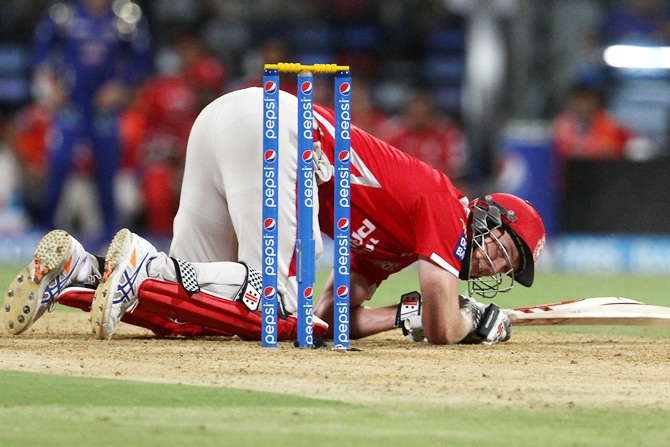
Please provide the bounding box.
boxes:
[181,34,229,108]
[7,102,51,223]
[0,112,30,234]
[0,116,18,205]
[599,0,670,45]
[0,1,51,44]
[350,76,387,137]
[378,89,470,189]
[31,0,152,248]
[575,0,670,88]
[230,37,297,94]
[128,32,227,237]
[553,83,633,160]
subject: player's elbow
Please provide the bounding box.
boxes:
[423,326,463,345]
[422,310,469,345]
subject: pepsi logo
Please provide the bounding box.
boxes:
[264,150,277,162]
[337,218,349,231]
[303,287,313,299]
[302,150,313,162]
[263,218,276,231]
[301,81,313,94]
[339,82,351,95]
[338,150,350,163]
[337,285,349,298]
[263,286,275,298]
[264,81,277,94]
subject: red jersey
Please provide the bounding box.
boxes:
[313,104,469,286]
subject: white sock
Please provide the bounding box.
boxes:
[75,253,100,284]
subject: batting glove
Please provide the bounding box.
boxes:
[395,291,425,342]
[460,296,512,345]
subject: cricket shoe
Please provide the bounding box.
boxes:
[90,228,157,340]
[3,230,90,335]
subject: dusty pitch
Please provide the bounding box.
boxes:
[1,311,669,410]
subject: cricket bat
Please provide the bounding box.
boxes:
[507,297,670,328]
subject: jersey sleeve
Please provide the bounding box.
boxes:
[413,191,468,278]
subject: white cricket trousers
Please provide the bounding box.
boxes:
[168,87,325,313]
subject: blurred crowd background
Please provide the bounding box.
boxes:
[0,0,668,272]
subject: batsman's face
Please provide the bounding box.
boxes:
[468,229,520,277]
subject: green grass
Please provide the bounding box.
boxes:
[1,370,669,447]
[2,265,670,446]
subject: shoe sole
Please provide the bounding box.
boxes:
[90,228,131,340]
[3,230,73,335]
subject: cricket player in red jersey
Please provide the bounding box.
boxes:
[4,87,545,345]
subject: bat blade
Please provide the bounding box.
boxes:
[507,297,670,328]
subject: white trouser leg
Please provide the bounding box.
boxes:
[170,88,323,314]
[148,252,248,299]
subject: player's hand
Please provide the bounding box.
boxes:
[460,296,512,344]
[481,307,512,344]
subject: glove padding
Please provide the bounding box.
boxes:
[402,314,427,343]
[459,296,512,345]
[395,291,422,328]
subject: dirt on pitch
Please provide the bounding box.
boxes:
[2,311,670,410]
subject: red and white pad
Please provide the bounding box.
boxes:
[137,279,328,340]
[58,280,329,339]
[57,287,225,336]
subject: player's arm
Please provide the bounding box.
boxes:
[414,255,512,345]
[315,269,393,339]
[314,269,336,326]
[417,256,471,344]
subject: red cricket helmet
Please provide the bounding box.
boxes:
[474,193,546,287]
